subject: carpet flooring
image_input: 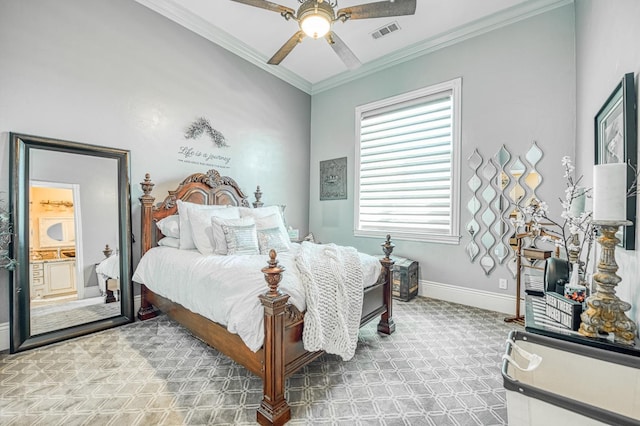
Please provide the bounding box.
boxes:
[0,297,522,425]
[30,299,121,336]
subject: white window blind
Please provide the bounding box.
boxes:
[354,79,461,243]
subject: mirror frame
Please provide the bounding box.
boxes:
[9,133,134,353]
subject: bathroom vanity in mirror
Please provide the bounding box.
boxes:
[30,259,76,300]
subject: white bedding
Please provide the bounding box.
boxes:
[132,243,381,352]
[96,254,120,279]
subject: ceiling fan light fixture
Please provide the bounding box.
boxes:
[300,14,331,38]
[298,1,334,39]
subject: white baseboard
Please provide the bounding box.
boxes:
[2,286,513,352]
[1,295,142,352]
[0,322,8,353]
[419,279,517,316]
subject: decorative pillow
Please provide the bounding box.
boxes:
[156,215,180,239]
[241,208,291,250]
[257,227,290,254]
[254,214,290,253]
[212,216,254,255]
[218,217,259,255]
[176,200,227,250]
[157,236,180,248]
[188,207,240,255]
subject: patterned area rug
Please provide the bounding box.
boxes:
[30,301,121,336]
[0,297,522,425]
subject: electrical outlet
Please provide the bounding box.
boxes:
[499,278,508,290]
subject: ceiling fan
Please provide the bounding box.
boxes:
[230,0,417,69]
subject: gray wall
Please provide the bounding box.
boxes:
[0,0,311,323]
[575,0,640,330]
[309,5,576,299]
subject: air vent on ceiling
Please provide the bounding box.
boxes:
[371,21,401,40]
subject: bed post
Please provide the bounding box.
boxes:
[138,173,158,321]
[378,234,396,335]
[257,250,291,426]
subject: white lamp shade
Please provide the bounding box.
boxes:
[300,15,331,39]
[593,163,627,221]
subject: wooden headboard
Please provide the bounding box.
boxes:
[140,169,251,255]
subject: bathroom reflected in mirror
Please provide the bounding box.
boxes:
[10,133,133,353]
[39,216,75,248]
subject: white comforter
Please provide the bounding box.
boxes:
[132,243,381,352]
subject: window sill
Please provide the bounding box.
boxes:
[354,229,461,245]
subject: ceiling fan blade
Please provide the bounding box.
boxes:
[337,0,416,20]
[326,32,362,70]
[268,31,306,65]
[229,0,295,17]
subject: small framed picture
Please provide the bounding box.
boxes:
[594,72,637,250]
[320,157,347,200]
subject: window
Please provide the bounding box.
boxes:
[354,78,461,244]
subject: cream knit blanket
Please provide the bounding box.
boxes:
[295,242,364,361]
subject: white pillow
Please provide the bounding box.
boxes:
[189,207,240,255]
[254,214,290,253]
[239,205,283,220]
[157,236,180,248]
[215,217,258,255]
[156,215,180,239]
[176,200,227,250]
[257,228,290,255]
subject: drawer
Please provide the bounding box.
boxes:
[31,263,43,271]
[32,270,44,278]
[32,277,44,286]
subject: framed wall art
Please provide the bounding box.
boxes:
[594,72,637,250]
[320,157,347,200]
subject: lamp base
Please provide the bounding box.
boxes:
[578,222,636,346]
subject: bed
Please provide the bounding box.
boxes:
[134,169,395,426]
[96,249,119,303]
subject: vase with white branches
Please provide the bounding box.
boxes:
[0,199,16,271]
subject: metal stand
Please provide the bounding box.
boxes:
[579,221,636,345]
[505,237,525,324]
[505,233,551,325]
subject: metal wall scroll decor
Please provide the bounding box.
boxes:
[465,142,545,276]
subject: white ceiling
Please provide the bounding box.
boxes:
[135,0,570,94]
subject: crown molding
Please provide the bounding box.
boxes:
[134,0,312,94]
[135,0,572,96]
[311,0,573,94]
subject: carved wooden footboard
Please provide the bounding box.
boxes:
[136,169,395,425]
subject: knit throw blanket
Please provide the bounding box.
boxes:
[295,242,364,361]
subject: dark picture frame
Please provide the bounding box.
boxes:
[320,157,347,200]
[594,72,637,250]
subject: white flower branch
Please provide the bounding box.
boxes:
[511,156,595,275]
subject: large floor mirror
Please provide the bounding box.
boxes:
[9,133,133,353]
